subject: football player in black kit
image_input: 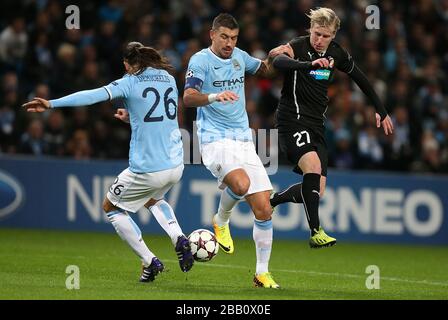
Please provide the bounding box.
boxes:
[269,7,394,248]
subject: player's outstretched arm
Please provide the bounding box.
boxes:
[22,87,110,112]
[183,88,239,108]
[273,54,332,71]
[268,44,294,59]
[255,44,294,77]
[348,65,394,135]
[22,97,51,112]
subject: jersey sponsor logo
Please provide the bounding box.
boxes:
[0,170,24,219]
[232,59,241,71]
[212,76,244,88]
[309,69,331,80]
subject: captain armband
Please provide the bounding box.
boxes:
[184,77,204,92]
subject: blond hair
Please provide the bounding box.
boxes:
[307,7,340,34]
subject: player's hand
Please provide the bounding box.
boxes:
[216,91,239,104]
[22,97,51,112]
[268,43,293,58]
[114,108,130,123]
[376,113,394,136]
[312,58,330,68]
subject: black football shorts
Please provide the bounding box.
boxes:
[277,122,328,176]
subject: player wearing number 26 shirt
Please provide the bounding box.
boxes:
[22,42,194,282]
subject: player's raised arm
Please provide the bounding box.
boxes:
[332,43,394,135]
[254,44,295,76]
[272,54,317,71]
[338,49,394,135]
[352,69,394,135]
[22,87,110,112]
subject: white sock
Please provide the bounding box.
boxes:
[106,210,155,267]
[214,187,244,226]
[253,218,273,275]
[148,200,183,246]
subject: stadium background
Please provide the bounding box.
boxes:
[0,0,447,300]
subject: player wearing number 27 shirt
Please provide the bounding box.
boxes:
[269,8,394,249]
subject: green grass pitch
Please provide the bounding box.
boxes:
[0,228,447,300]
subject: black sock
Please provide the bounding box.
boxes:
[270,183,303,208]
[301,173,321,235]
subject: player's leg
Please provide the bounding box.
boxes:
[299,153,336,248]
[270,160,327,207]
[201,140,250,254]
[144,165,193,272]
[144,165,184,246]
[146,198,194,272]
[298,150,322,233]
[211,168,249,253]
[216,168,249,226]
[320,176,327,198]
[106,167,177,281]
[270,128,306,208]
[145,198,183,246]
[243,141,279,288]
[270,182,303,208]
[103,197,163,282]
[246,191,279,289]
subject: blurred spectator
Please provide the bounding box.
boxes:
[51,43,78,96]
[357,125,384,170]
[43,110,66,156]
[66,129,92,160]
[412,131,448,173]
[157,33,182,71]
[19,118,48,155]
[331,128,354,169]
[0,17,28,69]
[91,120,115,159]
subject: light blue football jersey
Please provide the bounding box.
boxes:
[185,47,261,144]
[104,68,183,173]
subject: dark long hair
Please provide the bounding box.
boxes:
[123,42,174,75]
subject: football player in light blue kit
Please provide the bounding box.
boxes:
[184,13,290,288]
[22,42,194,283]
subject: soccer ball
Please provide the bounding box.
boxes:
[188,229,219,262]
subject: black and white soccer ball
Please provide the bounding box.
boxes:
[188,229,219,262]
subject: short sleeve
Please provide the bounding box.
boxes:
[103,76,133,100]
[240,49,261,75]
[185,54,206,91]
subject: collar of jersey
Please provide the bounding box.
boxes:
[207,47,233,63]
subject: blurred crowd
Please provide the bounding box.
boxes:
[0,0,447,173]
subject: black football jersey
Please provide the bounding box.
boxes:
[277,35,355,126]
